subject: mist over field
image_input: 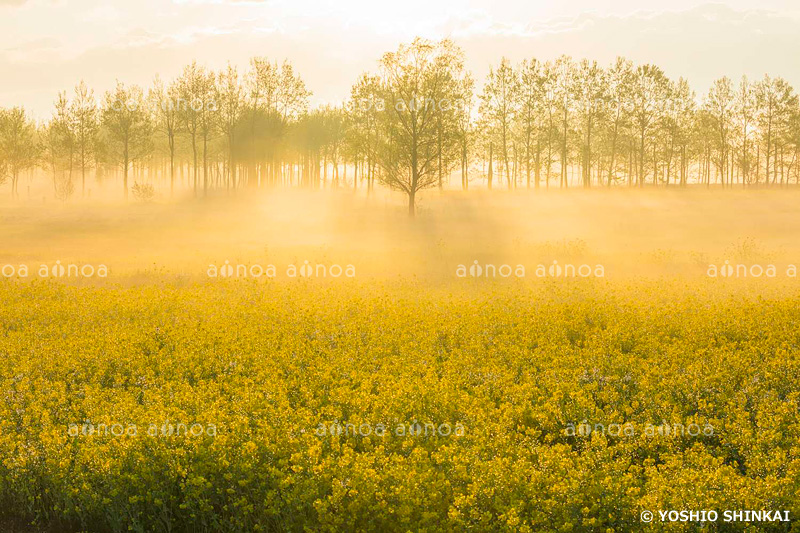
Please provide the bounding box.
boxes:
[2,188,800,283]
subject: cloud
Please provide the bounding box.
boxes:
[5,36,59,52]
[452,4,800,92]
[2,2,800,117]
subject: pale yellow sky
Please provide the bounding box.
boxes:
[1,0,799,118]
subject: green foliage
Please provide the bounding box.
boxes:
[0,280,799,531]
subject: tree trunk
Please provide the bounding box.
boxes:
[203,135,208,197]
[487,143,493,190]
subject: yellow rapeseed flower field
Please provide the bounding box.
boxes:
[1,278,799,532]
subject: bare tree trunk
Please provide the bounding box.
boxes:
[487,143,493,190]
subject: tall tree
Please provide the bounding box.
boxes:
[631,64,669,186]
[101,82,152,200]
[54,92,75,186]
[480,58,518,189]
[149,75,179,196]
[517,59,546,189]
[0,107,38,199]
[348,74,383,194]
[603,57,633,187]
[41,99,74,196]
[454,73,474,191]
[755,76,796,186]
[573,59,607,187]
[372,38,464,216]
[553,56,575,188]
[705,77,736,186]
[733,76,757,187]
[217,64,244,191]
[197,70,217,197]
[664,78,696,187]
[70,80,98,197]
[176,62,207,196]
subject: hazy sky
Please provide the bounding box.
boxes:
[2,0,800,118]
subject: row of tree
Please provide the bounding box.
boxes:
[1,38,799,214]
[478,57,799,192]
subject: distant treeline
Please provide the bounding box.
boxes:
[1,38,799,214]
